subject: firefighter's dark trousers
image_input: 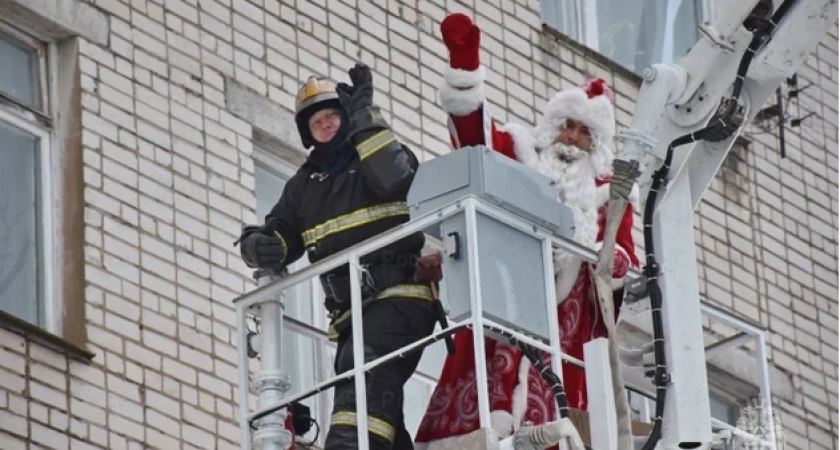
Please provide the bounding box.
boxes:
[324,296,437,450]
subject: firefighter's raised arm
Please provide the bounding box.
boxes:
[335,63,418,199]
[236,180,305,272]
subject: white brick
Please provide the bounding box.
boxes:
[31,422,69,450]
[0,431,26,449]
[174,193,208,222]
[175,250,211,278]
[32,363,67,392]
[141,271,177,299]
[47,410,68,436]
[147,409,181,438]
[177,268,213,298]
[0,409,27,437]
[183,404,216,432]
[144,392,181,426]
[163,358,197,385]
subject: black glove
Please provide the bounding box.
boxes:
[235,225,287,271]
[336,63,374,115]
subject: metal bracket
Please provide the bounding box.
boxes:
[698,23,737,53]
[622,275,650,306]
[668,81,718,128]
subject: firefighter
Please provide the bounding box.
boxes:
[236,63,438,450]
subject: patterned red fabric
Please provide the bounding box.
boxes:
[286,414,296,449]
[416,89,638,447]
[415,202,636,445]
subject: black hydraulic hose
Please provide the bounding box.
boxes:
[639,3,795,449]
[467,322,573,419]
[514,338,571,419]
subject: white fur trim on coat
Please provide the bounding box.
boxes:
[438,66,487,116]
[555,261,582,302]
[444,65,487,88]
[498,122,538,168]
[490,410,515,438]
[439,82,484,116]
[510,356,532,431]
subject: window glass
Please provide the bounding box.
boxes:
[0,29,41,109]
[671,0,701,62]
[404,378,433,436]
[254,157,321,408]
[629,390,742,427]
[543,0,702,74]
[595,0,648,70]
[0,119,41,325]
[709,392,741,425]
[416,340,446,377]
[599,0,701,72]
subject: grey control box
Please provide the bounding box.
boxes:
[407,146,576,342]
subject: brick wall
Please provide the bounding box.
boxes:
[0,0,835,449]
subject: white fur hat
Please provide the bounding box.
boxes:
[533,78,616,150]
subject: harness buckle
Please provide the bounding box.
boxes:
[323,268,378,305]
[361,266,380,296]
[323,273,339,301]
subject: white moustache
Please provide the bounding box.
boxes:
[544,142,587,162]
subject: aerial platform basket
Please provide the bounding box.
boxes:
[407,145,577,343]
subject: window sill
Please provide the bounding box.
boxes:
[540,24,643,87]
[0,310,95,363]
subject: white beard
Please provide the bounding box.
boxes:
[501,123,604,301]
[535,142,600,272]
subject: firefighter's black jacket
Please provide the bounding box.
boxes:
[262,112,425,281]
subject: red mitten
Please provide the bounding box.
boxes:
[440,13,481,71]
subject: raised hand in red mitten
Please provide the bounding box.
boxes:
[440,13,481,71]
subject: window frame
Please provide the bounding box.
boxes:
[541,0,717,71]
[0,20,59,333]
[0,20,51,116]
[252,149,335,444]
[628,387,741,427]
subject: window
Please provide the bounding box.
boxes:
[709,391,740,425]
[629,389,741,427]
[542,0,716,74]
[0,23,55,330]
[254,151,332,443]
[405,336,448,436]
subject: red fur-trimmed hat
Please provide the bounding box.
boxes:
[533,78,616,149]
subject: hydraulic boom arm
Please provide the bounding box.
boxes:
[596,1,837,449]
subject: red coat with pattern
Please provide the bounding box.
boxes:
[414,66,639,448]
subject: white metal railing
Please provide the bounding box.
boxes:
[233,195,603,450]
[622,300,779,450]
[232,192,777,450]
